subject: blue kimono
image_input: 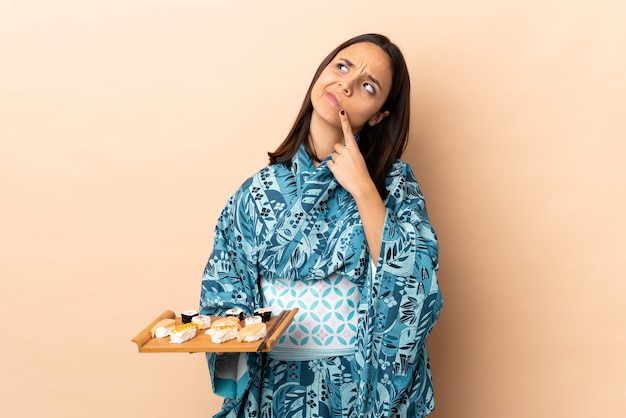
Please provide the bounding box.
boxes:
[199,144,443,417]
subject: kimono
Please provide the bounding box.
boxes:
[199,143,443,418]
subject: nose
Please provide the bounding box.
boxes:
[338,79,353,96]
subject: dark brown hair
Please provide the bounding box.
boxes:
[267,33,411,199]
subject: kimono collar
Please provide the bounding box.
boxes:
[291,134,361,180]
[291,143,330,192]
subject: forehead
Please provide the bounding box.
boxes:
[333,42,392,85]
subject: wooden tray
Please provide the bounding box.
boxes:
[131,308,298,353]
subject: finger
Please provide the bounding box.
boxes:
[339,109,356,147]
[332,142,345,155]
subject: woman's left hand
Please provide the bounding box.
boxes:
[328,110,375,198]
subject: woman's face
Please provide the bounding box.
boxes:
[311,42,393,133]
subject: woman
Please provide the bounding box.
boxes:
[199,33,443,418]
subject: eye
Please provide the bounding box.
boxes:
[363,83,375,94]
[337,63,348,72]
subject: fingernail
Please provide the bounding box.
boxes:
[340,110,345,116]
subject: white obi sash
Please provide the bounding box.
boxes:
[260,273,361,361]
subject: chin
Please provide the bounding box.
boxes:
[312,107,341,128]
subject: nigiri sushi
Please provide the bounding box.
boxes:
[168,323,198,344]
[237,323,267,343]
[205,316,240,344]
[151,318,176,339]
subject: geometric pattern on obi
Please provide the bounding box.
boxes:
[260,273,361,361]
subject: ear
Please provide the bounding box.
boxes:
[368,110,390,126]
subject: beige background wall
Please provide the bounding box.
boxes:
[1,1,624,417]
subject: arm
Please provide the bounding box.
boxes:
[327,110,386,264]
[198,184,262,405]
[352,162,443,417]
[352,182,386,265]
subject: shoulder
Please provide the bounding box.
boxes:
[240,163,286,187]
[385,159,426,207]
[386,159,419,187]
[231,163,287,201]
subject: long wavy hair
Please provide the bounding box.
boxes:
[267,33,411,199]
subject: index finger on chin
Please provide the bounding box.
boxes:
[339,109,355,146]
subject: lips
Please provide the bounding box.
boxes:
[325,92,340,106]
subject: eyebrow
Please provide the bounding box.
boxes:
[339,58,382,90]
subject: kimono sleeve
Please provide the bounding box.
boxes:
[198,182,262,403]
[352,162,443,416]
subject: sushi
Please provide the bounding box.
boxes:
[225,308,244,321]
[191,314,212,329]
[244,315,262,326]
[254,308,272,323]
[205,316,240,344]
[237,323,267,343]
[150,318,175,339]
[168,323,198,344]
[181,309,199,324]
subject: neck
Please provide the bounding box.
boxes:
[308,113,344,163]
